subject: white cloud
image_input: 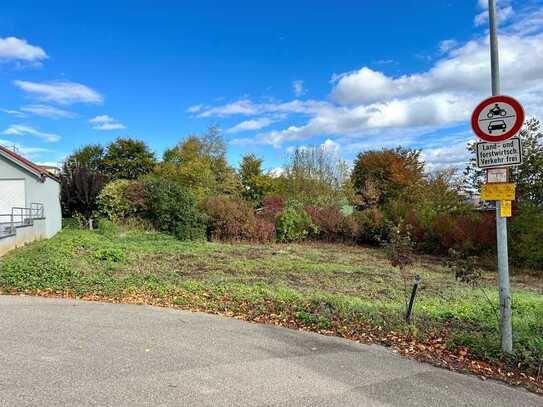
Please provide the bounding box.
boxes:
[0,37,47,62]
[421,139,474,172]
[474,2,515,26]
[1,108,25,118]
[268,167,285,178]
[292,80,305,97]
[197,99,327,118]
[331,34,543,106]
[14,80,103,105]
[226,118,274,133]
[321,139,341,154]
[2,124,60,142]
[0,139,53,158]
[187,104,203,113]
[20,104,75,119]
[234,94,472,148]
[89,115,126,130]
[439,39,458,53]
[287,138,341,155]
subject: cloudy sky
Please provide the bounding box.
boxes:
[0,0,542,170]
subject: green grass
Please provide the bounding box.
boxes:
[1,225,542,372]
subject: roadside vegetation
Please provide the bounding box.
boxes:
[2,118,543,390]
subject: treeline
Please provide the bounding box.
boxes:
[60,120,543,270]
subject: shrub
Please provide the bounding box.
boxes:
[202,196,256,241]
[98,179,136,222]
[202,196,276,243]
[276,202,317,242]
[305,206,345,242]
[510,203,543,270]
[144,179,206,240]
[260,195,286,222]
[340,214,361,242]
[430,212,495,255]
[253,217,277,243]
[354,208,386,244]
[96,219,119,237]
[93,247,125,262]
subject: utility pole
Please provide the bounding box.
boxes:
[488,0,513,354]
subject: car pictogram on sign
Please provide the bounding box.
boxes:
[488,120,506,133]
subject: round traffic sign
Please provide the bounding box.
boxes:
[471,95,524,142]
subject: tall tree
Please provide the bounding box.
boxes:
[64,144,104,172]
[351,147,424,209]
[102,137,156,180]
[156,127,240,200]
[239,154,272,205]
[60,164,108,225]
[281,145,350,206]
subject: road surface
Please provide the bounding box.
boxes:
[0,296,540,406]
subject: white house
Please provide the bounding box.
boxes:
[0,145,62,256]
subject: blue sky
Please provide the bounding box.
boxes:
[1,0,542,171]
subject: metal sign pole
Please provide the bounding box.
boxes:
[488,0,513,354]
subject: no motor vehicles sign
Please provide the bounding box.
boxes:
[471,95,524,142]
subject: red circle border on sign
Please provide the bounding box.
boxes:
[471,95,525,142]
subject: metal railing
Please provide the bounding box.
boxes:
[0,214,16,237]
[0,203,45,238]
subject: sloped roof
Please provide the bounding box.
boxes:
[0,145,59,182]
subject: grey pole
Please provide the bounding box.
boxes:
[488,0,513,354]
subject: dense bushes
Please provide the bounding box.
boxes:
[509,203,543,269]
[202,196,275,243]
[144,179,206,240]
[60,124,543,272]
[276,202,317,242]
[98,179,141,222]
[354,208,387,244]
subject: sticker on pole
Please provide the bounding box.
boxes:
[500,200,512,218]
[486,168,508,183]
[480,183,516,201]
[471,95,524,142]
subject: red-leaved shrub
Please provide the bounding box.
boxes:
[253,216,276,243]
[202,196,276,243]
[430,212,495,254]
[260,195,286,222]
[305,206,345,241]
[340,214,361,242]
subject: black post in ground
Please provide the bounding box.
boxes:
[406,275,422,323]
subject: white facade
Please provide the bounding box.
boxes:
[0,148,62,254]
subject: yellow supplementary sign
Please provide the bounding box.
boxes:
[500,200,512,218]
[480,183,516,201]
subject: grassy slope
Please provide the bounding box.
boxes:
[1,226,542,373]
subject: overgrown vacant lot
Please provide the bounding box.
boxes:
[1,226,542,387]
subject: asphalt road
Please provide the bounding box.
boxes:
[0,296,540,406]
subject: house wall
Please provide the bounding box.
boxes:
[0,219,47,257]
[0,157,62,238]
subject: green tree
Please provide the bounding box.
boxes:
[281,145,350,206]
[351,147,424,209]
[512,118,543,205]
[156,127,240,200]
[239,154,272,205]
[64,144,104,172]
[144,179,207,240]
[102,137,156,180]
